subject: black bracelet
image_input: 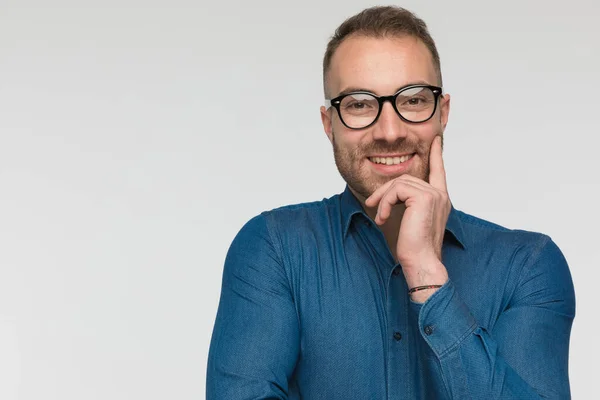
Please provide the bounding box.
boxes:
[408,284,443,294]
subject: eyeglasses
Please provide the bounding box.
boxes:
[324,84,443,130]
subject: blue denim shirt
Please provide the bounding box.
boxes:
[207,185,575,399]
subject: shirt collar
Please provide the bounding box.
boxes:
[340,184,467,249]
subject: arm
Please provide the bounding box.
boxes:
[365,137,575,398]
[415,236,576,399]
[206,214,299,400]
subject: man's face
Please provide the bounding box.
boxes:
[320,35,450,200]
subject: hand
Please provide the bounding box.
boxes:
[365,136,451,300]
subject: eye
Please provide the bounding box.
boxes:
[340,94,378,115]
[398,96,433,109]
[405,97,425,106]
[346,101,370,110]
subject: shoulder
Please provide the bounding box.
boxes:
[453,207,550,253]
[262,194,341,221]
[255,193,343,237]
[453,208,574,307]
[222,195,343,290]
[231,193,342,250]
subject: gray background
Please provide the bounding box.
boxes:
[0,0,598,398]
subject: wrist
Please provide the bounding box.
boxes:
[401,258,448,303]
[402,258,448,289]
[408,284,443,294]
[409,284,445,303]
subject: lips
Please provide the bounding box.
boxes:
[367,153,416,176]
[368,153,415,165]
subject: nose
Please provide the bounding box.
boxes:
[371,100,409,142]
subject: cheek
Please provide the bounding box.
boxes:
[332,114,349,132]
[413,123,440,143]
[334,131,363,152]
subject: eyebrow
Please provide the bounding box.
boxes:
[336,80,433,97]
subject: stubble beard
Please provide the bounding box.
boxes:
[331,130,441,200]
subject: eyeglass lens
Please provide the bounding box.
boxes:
[339,86,436,128]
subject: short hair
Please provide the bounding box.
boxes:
[322,6,442,98]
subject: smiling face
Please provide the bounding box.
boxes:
[320,34,450,200]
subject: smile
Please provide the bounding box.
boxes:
[368,153,415,165]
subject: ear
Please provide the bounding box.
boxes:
[440,93,451,132]
[320,106,334,144]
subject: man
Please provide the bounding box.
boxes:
[207,6,575,399]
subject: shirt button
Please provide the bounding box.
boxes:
[393,331,402,341]
[392,267,401,276]
[424,325,434,336]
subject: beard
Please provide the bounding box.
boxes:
[331,130,443,199]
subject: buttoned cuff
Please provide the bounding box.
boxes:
[415,279,477,358]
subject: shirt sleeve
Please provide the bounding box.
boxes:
[206,214,299,400]
[414,236,576,399]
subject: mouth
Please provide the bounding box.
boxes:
[367,153,415,165]
[367,153,416,175]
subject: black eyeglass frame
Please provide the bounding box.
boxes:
[324,84,443,130]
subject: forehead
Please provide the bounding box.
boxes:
[328,35,437,96]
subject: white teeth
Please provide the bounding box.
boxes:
[370,154,413,165]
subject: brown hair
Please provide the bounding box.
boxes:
[322,6,442,98]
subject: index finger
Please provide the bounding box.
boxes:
[365,178,395,207]
[428,135,447,192]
